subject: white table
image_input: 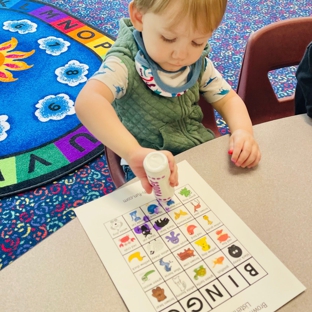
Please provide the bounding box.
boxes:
[1,114,311,312]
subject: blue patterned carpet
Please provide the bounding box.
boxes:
[0,0,311,270]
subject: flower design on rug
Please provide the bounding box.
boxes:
[35,93,75,122]
[0,37,35,82]
[55,60,89,86]
[0,115,10,141]
[3,19,37,34]
[38,36,70,56]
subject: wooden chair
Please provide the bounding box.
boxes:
[105,96,219,188]
[236,17,312,125]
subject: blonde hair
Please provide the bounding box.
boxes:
[133,0,227,33]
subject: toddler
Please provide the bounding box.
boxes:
[75,0,261,193]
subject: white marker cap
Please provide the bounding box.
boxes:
[143,152,168,174]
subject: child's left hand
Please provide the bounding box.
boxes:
[228,129,261,168]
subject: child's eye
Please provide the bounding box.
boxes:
[161,36,176,43]
[192,41,204,47]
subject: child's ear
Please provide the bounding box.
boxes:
[129,1,144,31]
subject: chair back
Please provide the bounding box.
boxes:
[104,146,125,188]
[237,17,312,125]
[198,96,220,137]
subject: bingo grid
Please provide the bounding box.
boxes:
[105,184,267,312]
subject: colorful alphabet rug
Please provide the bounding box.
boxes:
[0,0,115,197]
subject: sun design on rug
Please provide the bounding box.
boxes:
[0,37,35,82]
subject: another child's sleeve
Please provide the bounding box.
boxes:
[90,56,128,100]
[295,42,312,117]
[199,57,232,103]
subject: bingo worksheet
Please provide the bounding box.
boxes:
[76,161,305,312]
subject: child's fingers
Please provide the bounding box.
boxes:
[230,143,244,164]
[228,135,243,163]
[162,151,179,187]
[141,177,153,194]
[169,163,179,187]
[228,139,234,156]
[247,154,261,168]
[235,144,261,168]
[229,131,261,168]
[245,149,261,168]
[235,143,252,166]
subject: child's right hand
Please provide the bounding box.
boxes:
[125,147,179,193]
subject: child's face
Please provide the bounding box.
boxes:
[133,3,212,72]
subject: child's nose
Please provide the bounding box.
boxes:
[172,47,187,60]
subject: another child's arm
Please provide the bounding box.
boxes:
[211,89,261,168]
[295,42,312,117]
[75,79,178,192]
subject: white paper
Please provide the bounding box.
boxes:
[76,160,305,312]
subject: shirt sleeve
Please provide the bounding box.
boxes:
[90,56,128,100]
[295,42,312,117]
[199,57,232,103]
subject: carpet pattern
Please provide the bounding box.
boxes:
[0,0,116,197]
[0,0,311,270]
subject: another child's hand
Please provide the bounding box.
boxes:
[126,147,179,193]
[228,129,261,168]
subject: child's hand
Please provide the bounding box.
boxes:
[126,147,179,193]
[228,129,261,168]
